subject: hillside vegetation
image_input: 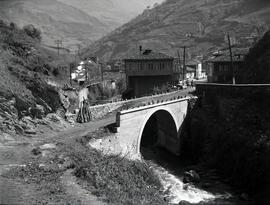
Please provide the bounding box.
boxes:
[0,20,71,117]
[83,0,270,61]
[243,30,270,83]
[0,0,109,51]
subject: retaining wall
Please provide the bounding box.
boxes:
[196,83,270,103]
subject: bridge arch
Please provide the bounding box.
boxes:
[137,107,180,155]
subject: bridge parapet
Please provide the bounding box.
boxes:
[116,96,192,127]
[89,90,191,120]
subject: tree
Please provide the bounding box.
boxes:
[251,18,269,39]
[23,24,42,41]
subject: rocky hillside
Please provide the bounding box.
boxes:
[0,21,71,127]
[83,0,270,61]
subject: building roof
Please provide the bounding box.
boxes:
[125,50,174,60]
[206,47,249,63]
[207,54,245,63]
[186,59,201,66]
[186,66,196,72]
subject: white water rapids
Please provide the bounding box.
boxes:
[89,136,232,204]
[148,160,231,204]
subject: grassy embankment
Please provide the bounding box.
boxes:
[5,127,167,205]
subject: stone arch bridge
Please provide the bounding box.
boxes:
[114,96,195,158]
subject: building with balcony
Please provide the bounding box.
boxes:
[124,49,175,98]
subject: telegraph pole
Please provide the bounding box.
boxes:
[55,39,62,56]
[177,50,182,80]
[183,46,186,80]
[227,34,235,84]
[179,45,193,80]
[77,44,81,56]
[69,63,73,86]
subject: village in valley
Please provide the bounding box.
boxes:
[0,0,270,205]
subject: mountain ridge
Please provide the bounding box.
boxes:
[82,0,270,61]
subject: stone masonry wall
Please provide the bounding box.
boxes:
[89,90,191,120]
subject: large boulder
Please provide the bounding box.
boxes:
[183,170,200,184]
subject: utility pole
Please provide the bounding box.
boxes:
[227,34,235,84]
[77,44,81,56]
[55,39,62,56]
[100,64,104,99]
[183,46,186,80]
[177,50,182,81]
[179,45,193,81]
[85,62,88,83]
[69,63,73,86]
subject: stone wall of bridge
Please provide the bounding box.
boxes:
[89,90,191,120]
[114,96,194,157]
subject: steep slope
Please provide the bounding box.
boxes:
[0,21,70,117]
[0,0,109,51]
[83,0,270,61]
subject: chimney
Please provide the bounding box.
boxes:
[139,45,142,54]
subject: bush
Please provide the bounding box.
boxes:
[68,144,166,205]
[23,24,42,41]
[52,68,59,76]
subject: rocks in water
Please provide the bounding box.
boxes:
[201,182,211,189]
[179,200,192,205]
[183,170,200,184]
[31,147,42,155]
[240,193,249,201]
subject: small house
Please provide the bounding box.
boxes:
[206,48,249,83]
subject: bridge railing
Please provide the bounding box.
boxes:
[115,96,196,128]
[88,90,192,120]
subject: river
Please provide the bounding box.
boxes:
[141,146,247,205]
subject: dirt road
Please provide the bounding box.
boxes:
[0,115,115,205]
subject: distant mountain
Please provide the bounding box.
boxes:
[82,0,270,61]
[0,0,111,51]
[59,0,164,30]
[0,0,163,52]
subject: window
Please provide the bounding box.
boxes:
[219,65,223,72]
